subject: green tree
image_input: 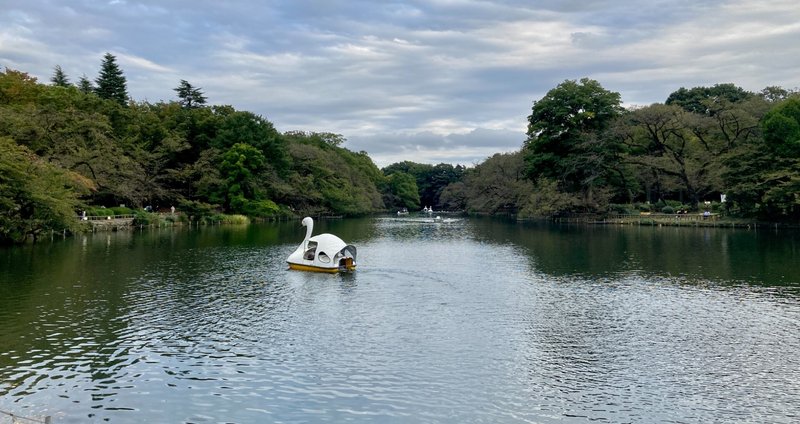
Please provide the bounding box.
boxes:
[762,96,800,156]
[0,137,90,244]
[382,161,464,209]
[665,83,753,115]
[94,53,128,105]
[50,65,70,87]
[619,104,707,206]
[0,79,146,208]
[724,96,800,220]
[282,131,384,215]
[385,172,420,210]
[283,131,345,148]
[524,78,624,206]
[518,177,581,218]
[119,101,192,206]
[760,86,795,103]
[0,68,42,105]
[174,79,207,109]
[619,94,768,208]
[462,151,534,215]
[218,143,267,213]
[77,74,93,94]
[438,181,468,211]
[214,110,289,175]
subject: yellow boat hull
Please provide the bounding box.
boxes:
[287,263,356,273]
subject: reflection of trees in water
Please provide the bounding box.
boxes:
[471,219,800,287]
[0,237,134,401]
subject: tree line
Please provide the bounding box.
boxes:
[0,54,463,244]
[444,79,799,222]
[1,54,798,244]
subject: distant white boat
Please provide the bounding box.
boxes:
[286,217,357,273]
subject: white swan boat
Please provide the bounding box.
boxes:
[286,217,357,273]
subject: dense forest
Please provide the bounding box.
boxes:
[1,53,799,244]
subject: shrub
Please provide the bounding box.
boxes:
[108,206,134,215]
[178,199,218,219]
[86,207,111,217]
[661,205,675,214]
[222,214,250,225]
[609,204,634,214]
[133,210,156,225]
[243,199,280,218]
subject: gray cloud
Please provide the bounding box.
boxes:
[2,0,798,166]
[347,128,524,168]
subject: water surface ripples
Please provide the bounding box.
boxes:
[1,219,799,422]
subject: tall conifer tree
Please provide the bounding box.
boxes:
[50,65,69,87]
[174,80,207,108]
[94,53,128,105]
[77,74,94,94]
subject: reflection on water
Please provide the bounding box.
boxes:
[472,218,800,286]
[1,217,799,423]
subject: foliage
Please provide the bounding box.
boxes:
[723,97,800,220]
[218,142,267,212]
[0,68,42,105]
[94,53,128,105]
[383,172,420,210]
[77,75,93,94]
[665,83,754,115]
[4,60,800,238]
[608,204,636,215]
[518,178,580,218]
[282,131,384,215]
[132,210,159,225]
[382,161,465,208]
[51,65,70,87]
[762,96,800,157]
[220,214,250,225]
[174,80,208,109]
[618,92,768,208]
[0,61,398,242]
[459,79,796,221]
[459,151,533,215]
[214,110,290,176]
[619,104,720,207]
[524,78,625,205]
[760,86,796,103]
[0,137,89,244]
[84,206,134,216]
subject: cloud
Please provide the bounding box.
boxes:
[2,0,799,165]
[347,127,524,168]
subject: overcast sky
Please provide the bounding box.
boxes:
[2,0,798,167]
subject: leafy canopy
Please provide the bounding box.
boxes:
[524,77,623,192]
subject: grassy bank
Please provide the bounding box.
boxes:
[588,214,795,229]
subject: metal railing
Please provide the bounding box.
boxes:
[604,213,720,222]
[77,214,136,221]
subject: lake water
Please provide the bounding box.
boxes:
[1,217,799,423]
